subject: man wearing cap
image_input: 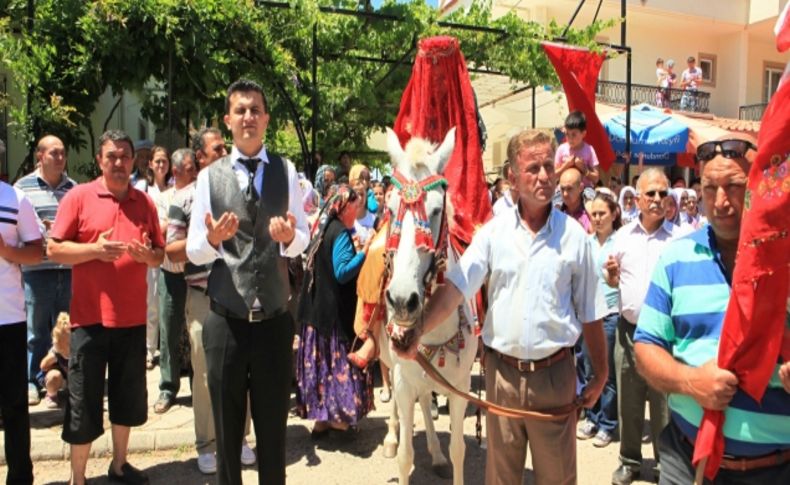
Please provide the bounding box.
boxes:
[14,134,76,406]
[635,139,790,483]
[131,139,153,191]
[187,79,308,485]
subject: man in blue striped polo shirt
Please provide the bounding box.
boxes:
[634,145,790,483]
[14,135,76,406]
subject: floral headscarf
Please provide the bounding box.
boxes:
[304,184,359,291]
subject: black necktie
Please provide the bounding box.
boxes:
[240,158,261,200]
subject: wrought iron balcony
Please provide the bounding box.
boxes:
[596,80,710,113]
[738,103,767,121]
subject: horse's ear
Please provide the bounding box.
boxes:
[386,127,405,169]
[432,127,456,175]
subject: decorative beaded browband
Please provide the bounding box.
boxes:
[386,170,448,253]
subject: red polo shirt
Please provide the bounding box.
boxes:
[50,179,164,328]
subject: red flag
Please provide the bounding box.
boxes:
[542,42,616,171]
[776,1,790,53]
[692,66,790,479]
[394,36,491,254]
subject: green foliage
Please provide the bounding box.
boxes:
[0,0,611,178]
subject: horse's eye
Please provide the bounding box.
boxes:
[431,208,441,217]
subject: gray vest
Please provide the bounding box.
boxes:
[206,154,289,318]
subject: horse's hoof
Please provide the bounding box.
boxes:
[383,442,397,459]
[432,463,452,479]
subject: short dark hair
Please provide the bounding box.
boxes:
[564,111,587,131]
[98,130,134,157]
[687,56,695,63]
[192,127,222,153]
[225,79,268,114]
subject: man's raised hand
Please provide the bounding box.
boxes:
[269,212,296,245]
[128,231,155,264]
[94,228,127,262]
[205,212,239,248]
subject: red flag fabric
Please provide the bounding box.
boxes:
[776,1,790,53]
[542,42,616,171]
[393,36,491,253]
[692,67,790,479]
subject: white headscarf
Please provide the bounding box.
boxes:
[619,186,639,224]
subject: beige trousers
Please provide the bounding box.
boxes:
[186,287,251,454]
[484,348,578,485]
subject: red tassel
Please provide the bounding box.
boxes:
[438,349,446,367]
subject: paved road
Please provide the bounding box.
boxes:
[2,365,658,484]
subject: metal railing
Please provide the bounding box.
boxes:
[738,103,767,121]
[596,80,710,113]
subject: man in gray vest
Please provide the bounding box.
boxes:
[186,79,308,485]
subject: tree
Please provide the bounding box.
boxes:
[0,0,612,179]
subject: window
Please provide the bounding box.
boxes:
[764,62,784,102]
[698,53,716,87]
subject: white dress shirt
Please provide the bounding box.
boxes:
[609,217,678,324]
[447,205,607,361]
[186,145,309,268]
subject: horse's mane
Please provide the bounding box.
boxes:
[403,137,438,172]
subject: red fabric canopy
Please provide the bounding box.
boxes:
[393,36,491,253]
[542,42,616,171]
[692,64,790,481]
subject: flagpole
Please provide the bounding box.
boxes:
[621,0,632,184]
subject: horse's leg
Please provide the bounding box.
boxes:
[383,370,399,459]
[419,392,451,479]
[396,384,417,484]
[447,393,467,485]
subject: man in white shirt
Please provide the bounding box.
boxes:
[396,129,608,485]
[186,79,308,485]
[603,167,678,485]
[680,56,703,111]
[0,139,43,485]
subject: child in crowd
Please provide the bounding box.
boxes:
[655,58,668,106]
[37,312,71,409]
[555,111,600,203]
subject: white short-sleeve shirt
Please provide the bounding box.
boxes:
[0,182,44,325]
[447,205,608,360]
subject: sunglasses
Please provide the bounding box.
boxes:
[641,190,669,199]
[696,140,756,162]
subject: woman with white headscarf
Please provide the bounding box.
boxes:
[618,186,639,225]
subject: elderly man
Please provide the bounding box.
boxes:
[0,138,42,485]
[49,130,165,485]
[187,79,308,485]
[397,129,608,485]
[14,135,76,406]
[154,148,197,414]
[559,167,592,233]
[634,140,790,483]
[604,167,680,484]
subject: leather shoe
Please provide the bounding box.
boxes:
[611,464,640,485]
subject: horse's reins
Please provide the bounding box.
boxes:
[385,169,580,422]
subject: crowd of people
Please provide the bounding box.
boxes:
[0,79,789,485]
[654,56,704,111]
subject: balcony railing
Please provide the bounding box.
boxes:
[596,80,710,113]
[738,103,767,121]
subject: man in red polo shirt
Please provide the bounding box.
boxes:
[48,130,165,485]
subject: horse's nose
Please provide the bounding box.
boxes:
[406,292,420,314]
[385,290,421,314]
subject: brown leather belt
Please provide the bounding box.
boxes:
[489,347,571,373]
[719,449,790,472]
[680,425,790,471]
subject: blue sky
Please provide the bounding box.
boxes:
[370,0,440,8]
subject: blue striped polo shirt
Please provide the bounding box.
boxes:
[14,170,76,272]
[635,225,790,457]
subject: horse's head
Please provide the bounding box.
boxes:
[384,127,455,332]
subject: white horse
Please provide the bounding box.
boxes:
[378,127,479,485]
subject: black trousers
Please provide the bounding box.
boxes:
[0,322,34,485]
[203,309,294,485]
